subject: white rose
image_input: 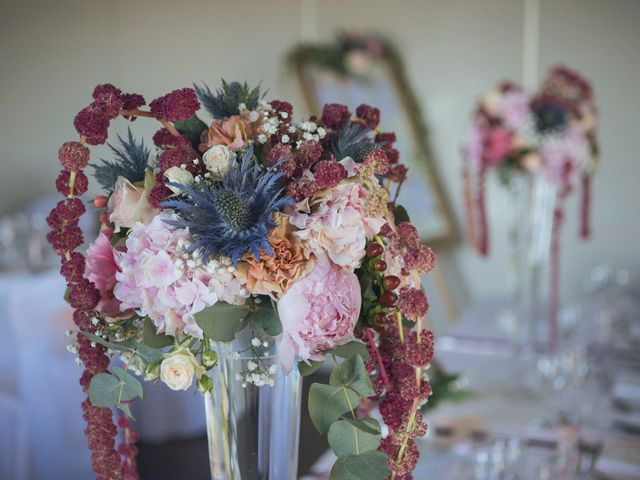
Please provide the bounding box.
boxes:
[160,348,205,391]
[203,145,233,178]
[163,166,194,194]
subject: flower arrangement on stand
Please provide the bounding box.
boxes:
[49,79,436,479]
[462,66,599,349]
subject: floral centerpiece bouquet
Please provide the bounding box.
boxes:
[49,80,436,479]
[462,66,599,346]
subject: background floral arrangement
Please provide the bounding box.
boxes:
[49,79,437,479]
[287,31,389,83]
[462,66,599,340]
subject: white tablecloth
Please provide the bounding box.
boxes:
[0,269,208,479]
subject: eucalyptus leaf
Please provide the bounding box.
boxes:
[329,355,374,398]
[82,331,163,363]
[117,402,135,420]
[112,366,144,400]
[298,359,324,377]
[88,368,143,409]
[88,373,120,407]
[328,418,381,456]
[331,341,370,361]
[135,344,164,364]
[308,383,359,434]
[195,302,248,342]
[143,317,173,348]
[329,451,391,480]
[247,303,282,336]
[82,332,138,353]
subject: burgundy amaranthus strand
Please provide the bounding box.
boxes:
[48,84,151,480]
[475,167,489,255]
[359,223,436,479]
[580,173,591,239]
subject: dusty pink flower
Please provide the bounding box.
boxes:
[290,180,385,269]
[107,176,158,232]
[276,254,361,370]
[85,232,131,318]
[201,116,253,152]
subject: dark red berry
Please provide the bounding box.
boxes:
[367,243,384,258]
[374,260,387,272]
[383,275,401,291]
[373,312,386,325]
[401,268,410,276]
[380,291,397,307]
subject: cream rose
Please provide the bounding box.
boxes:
[108,176,158,232]
[160,348,206,391]
[163,166,194,193]
[203,145,233,177]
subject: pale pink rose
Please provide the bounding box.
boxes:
[276,254,361,371]
[290,181,385,269]
[85,232,132,319]
[108,176,158,232]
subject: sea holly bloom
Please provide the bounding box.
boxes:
[276,253,361,370]
[163,146,291,264]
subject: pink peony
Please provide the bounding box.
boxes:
[85,232,132,319]
[289,180,385,269]
[108,176,158,232]
[276,254,361,370]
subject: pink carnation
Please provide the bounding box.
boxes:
[85,232,132,319]
[113,213,249,337]
[289,180,385,269]
[277,254,361,370]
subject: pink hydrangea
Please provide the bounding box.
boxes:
[85,232,132,319]
[113,213,249,337]
[539,125,589,186]
[289,179,385,269]
[276,253,361,370]
[498,90,530,131]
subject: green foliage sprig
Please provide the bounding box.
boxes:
[308,353,391,480]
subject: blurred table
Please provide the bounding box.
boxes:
[306,296,640,480]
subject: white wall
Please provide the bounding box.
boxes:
[1,0,638,324]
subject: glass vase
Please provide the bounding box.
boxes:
[507,173,558,351]
[203,328,302,480]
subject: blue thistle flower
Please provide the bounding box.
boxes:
[162,146,292,265]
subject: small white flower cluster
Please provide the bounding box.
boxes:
[235,362,278,388]
[66,329,80,363]
[295,121,326,149]
[120,351,146,376]
[238,103,261,123]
